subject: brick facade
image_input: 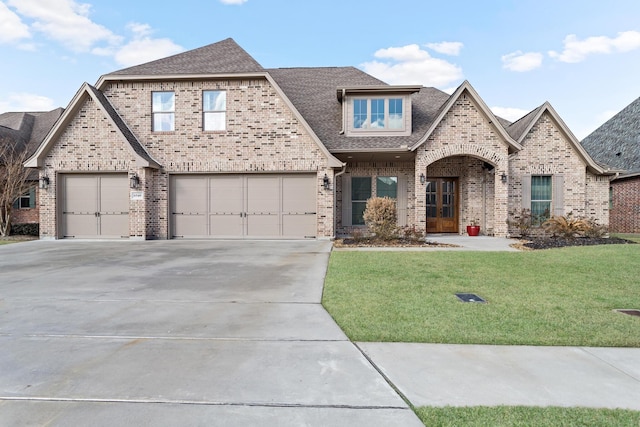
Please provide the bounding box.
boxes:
[38,77,334,239]
[610,176,640,233]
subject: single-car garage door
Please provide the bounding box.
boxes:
[170,174,317,239]
[60,174,129,238]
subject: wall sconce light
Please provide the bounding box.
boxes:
[129,173,140,189]
[500,173,508,183]
[39,176,49,190]
[323,174,330,190]
[420,173,426,185]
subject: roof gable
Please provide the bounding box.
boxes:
[581,96,640,171]
[514,102,609,174]
[410,81,522,152]
[25,83,160,169]
[107,38,263,76]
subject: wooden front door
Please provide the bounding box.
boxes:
[426,178,458,233]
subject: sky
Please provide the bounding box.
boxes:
[1,0,640,139]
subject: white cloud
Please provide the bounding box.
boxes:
[7,0,121,52]
[0,92,56,113]
[220,0,247,4]
[501,51,543,72]
[426,41,463,56]
[0,2,31,44]
[549,31,640,63]
[491,106,530,122]
[361,44,463,87]
[113,22,183,67]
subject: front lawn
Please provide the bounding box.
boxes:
[323,244,640,346]
[415,406,640,426]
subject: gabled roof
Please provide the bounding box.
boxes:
[410,81,522,152]
[508,102,610,174]
[581,96,640,172]
[107,38,263,76]
[0,108,64,157]
[25,83,160,169]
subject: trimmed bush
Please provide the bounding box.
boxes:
[10,223,39,236]
[363,197,397,240]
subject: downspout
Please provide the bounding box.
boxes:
[333,163,347,239]
[338,89,346,135]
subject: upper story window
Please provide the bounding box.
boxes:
[203,90,226,131]
[152,91,175,132]
[353,97,404,130]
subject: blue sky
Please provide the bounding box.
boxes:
[1,0,639,139]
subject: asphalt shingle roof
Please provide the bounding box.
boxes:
[505,105,543,142]
[581,96,640,171]
[0,109,63,157]
[267,67,451,151]
[108,38,263,76]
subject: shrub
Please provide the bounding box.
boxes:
[582,218,609,238]
[363,197,397,241]
[542,212,590,238]
[398,225,425,242]
[507,208,536,238]
[10,223,39,236]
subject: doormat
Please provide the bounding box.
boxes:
[455,293,486,303]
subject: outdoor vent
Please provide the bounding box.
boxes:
[455,293,486,303]
[615,309,640,317]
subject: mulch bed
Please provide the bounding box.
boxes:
[334,238,459,248]
[519,236,637,250]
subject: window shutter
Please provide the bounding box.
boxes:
[342,175,352,227]
[553,175,564,216]
[29,186,36,208]
[397,175,408,227]
[521,175,531,209]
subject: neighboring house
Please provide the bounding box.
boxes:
[582,96,640,233]
[0,108,64,228]
[25,38,612,240]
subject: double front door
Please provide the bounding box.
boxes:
[426,178,458,233]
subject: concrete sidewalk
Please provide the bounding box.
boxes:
[334,234,521,252]
[359,343,640,409]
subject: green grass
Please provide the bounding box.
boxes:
[414,406,640,426]
[322,244,640,346]
[613,233,640,243]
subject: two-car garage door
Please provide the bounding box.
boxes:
[170,174,317,239]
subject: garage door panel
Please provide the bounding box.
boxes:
[282,214,316,237]
[174,176,207,214]
[247,215,280,237]
[64,176,97,213]
[210,176,243,214]
[209,214,243,237]
[247,176,280,213]
[63,213,96,237]
[99,214,130,238]
[282,176,316,213]
[174,214,207,237]
[99,175,129,213]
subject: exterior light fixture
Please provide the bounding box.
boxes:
[323,174,330,190]
[130,173,140,189]
[39,176,50,190]
[420,173,426,185]
[501,173,508,183]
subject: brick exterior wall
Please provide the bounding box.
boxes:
[40,77,334,239]
[11,185,38,224]
[416,91,510,236]
[610,176,640,233]
[508,111,609,235]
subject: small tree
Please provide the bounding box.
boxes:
[0,139,32,236]
[363,196,397,241]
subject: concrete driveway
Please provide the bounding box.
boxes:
[0,240,422,426]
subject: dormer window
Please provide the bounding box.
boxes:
[353,97,404,130]
[338,85,420,137]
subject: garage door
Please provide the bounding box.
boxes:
[60,174,129,238]
[170,174,316,239]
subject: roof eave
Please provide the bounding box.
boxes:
[96,72,273,90]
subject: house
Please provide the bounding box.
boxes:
[25,38,613,240]
[0,108,63,231]
[581,96,640,233]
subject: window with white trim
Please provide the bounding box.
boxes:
[13,187,35,209]
[203,90,226,131]
[152,91,175,131]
